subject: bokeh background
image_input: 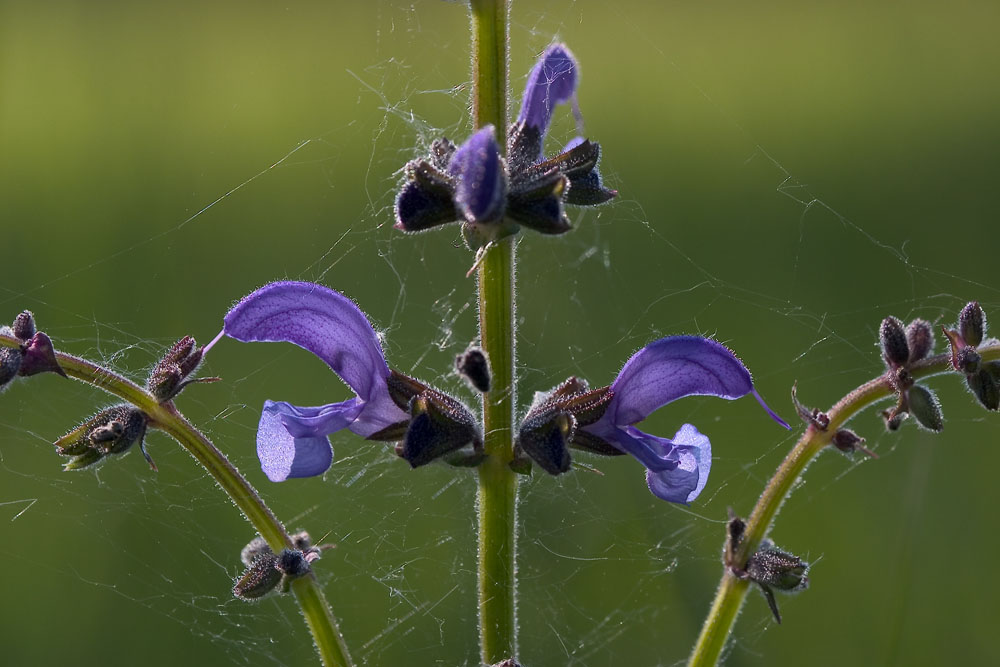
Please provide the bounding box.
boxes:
[2,1,998,665]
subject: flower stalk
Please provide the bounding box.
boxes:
[687,342,1000,667]
[469,0,518,663]
[0,332,353,667]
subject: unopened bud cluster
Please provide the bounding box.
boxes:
[726,512,809,624]
[943,302,1000,411]
[879,316,943,432]
[233,531,329,601]
[0,310,65,391]
[55,404,152,471]
[878,302,999,434]
[147,335,215,402]
[50,334,216,472]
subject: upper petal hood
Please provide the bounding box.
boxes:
[224,281,407,437]
[599,336,789,429]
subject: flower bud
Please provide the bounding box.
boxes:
[232,553,284,601]
[907,385,944,432]
[880,316,910,368]
[746,542,809,592]
[959,301,986,347]
[12,311,36,341]
[744,540,809,624]
[905,318,934,362]
[18,332,66,378]
[147,335,211,402]
[147,365,183,401]
[455,346,491,393]
[56,405,152,471]
[831,428,877,458]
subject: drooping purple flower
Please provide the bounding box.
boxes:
[517,336,789,504]
[394,43,615,248]
[516,42,578,135]
[223,281,480,481]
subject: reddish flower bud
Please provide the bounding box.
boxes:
[905,318,934,362]
[959,301,986,347]
[880,316,909,368]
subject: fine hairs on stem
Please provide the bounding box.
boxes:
[470,1,519,662]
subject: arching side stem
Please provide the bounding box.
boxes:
[1,333,353,667]
[687,343,1000,667]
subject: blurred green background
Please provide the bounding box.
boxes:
[2,1,998,665]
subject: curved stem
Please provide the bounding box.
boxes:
[687,344,1000,667]
[2,333,353,667]
[469,1,517,664]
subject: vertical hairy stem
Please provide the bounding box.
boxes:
[470,0,509,132]
[469,0,517,663]
[687,344,1000,667]
[476,238,517,664]
[2,334,354,667]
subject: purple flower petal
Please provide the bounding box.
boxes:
[267,398,366,439]
[600,336,787,429]
[644,424,712,504]
[224,281,406,432]
[225,282,410,478]
[257,400,343,482]
[517,43,578,135]
[576,335,787,505]
[449,126,506,224]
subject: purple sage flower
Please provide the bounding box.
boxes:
[517,336,789,504]
[395,43,616,248]
[223,281,481,481]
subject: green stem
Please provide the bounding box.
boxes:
[687,343,1000,667]
[469,1,516,664]
[2,333,353,667]
[476,238,517,664]
[470,0,509,132]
